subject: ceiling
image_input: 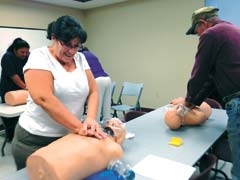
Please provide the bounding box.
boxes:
[31,0,128,10]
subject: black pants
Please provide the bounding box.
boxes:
[1,116,19,141]
[12,123,61,170]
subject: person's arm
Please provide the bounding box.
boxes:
[171,96,196,109]
[183,102,212,125]
[186,34,217,106]
[84,69,105,138]
[85,69,99,121]
[11,74,27,89]
[24,69,86,135]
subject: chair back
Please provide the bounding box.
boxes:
[189,154,217,180]
[213,132,231,162]
[208,96,231,180]
[117,82,144,109]
[205,98,223,109]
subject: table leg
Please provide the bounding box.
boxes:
[1,134,7,156]
[1,116,19,156]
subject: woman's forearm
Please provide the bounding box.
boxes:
[11,74,26,89]
[85,69,99,121]
[86,90,99,120]
[34,94,83,134]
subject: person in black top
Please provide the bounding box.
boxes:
[0,37,29,99]
[0,37,30,141]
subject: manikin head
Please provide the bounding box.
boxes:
[104,118,126,144]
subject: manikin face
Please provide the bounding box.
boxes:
[104,118,126,144]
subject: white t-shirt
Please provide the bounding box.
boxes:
[19,46,90,137]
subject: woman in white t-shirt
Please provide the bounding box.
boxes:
[11,15,107,170]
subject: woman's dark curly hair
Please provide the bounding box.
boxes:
[7,38,30,53]
[47,15,87,44]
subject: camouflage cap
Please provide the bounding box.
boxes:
[186,6,219,35]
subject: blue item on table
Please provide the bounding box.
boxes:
[108,160,135,180]
[85,169,124,180]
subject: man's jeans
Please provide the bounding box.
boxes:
[225,98,240,180]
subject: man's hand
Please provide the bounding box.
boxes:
[176,104,190,117]
[170,97,195,109]
[170,97,185,105]
[185,101,196,109]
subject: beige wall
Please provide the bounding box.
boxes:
[0,0,204,109]
[0,0,85,28]
[84,0,203,108]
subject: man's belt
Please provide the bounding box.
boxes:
[223,91,240,103]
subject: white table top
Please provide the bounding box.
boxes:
[122,106,227,179]
[2,105,228,180]
[0,103,26,118]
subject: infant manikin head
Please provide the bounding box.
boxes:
[164,105,183,130]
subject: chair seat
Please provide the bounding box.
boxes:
[111,104,135,111]
[124,110,147,122]
[213,137,231,162]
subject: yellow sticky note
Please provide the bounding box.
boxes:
[168,137,183,147]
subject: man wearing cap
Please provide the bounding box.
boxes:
[184,6,240,180]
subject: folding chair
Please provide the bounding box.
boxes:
[1,116,19,156]
[124,110,146,122]
[205,98,223,109]
[111,81,116,106]
[111,82,143,118]
[211,131,231,180]
[205,98,230,179]
[190,153,217,180]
